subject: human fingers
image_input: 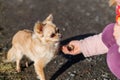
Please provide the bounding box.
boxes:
[62,46,71,54]
[62,46,77,55]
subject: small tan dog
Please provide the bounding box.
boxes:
[6,14,61,80]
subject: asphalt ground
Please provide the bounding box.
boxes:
[0,0,118,80]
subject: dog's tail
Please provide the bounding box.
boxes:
[3,47,16,63]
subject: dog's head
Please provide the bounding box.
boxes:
[33,14,61,42]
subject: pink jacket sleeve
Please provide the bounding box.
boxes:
[79,33,108,57]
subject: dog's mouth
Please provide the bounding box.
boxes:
[51,38,60,43]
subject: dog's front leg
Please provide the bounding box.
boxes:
[34,61,45,80]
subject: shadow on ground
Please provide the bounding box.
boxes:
[50,33,95,80]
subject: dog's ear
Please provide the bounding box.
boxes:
[43,14,53,23]
[34,21,43,34]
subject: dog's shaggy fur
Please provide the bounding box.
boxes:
[6,14,61,80]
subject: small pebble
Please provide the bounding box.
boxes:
[62,28,66,31]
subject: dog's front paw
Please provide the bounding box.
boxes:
[36,76,40,80]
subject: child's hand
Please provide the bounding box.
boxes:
[62,40,81,55]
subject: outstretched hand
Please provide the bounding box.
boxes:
[62,40,81,55]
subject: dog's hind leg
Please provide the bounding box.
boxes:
[15,49,23,72]
[5,46,23,72]
[6,46,17,62]
[34,60,45,80]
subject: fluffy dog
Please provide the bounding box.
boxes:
[6,14,61,80]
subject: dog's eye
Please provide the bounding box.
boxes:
[51,33,55,38]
